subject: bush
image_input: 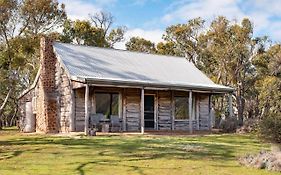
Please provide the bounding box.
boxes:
[218,117,238,133]
[239,151,281,172]
[259,115,281,144]
[236,118,259,134]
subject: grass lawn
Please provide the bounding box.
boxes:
[0,128,279,175]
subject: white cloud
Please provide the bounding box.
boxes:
[60,0,101,20]
[162,0,242,23]
[161,0,281,41]
[114,28,164,50]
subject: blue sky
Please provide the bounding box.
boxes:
[60,0,281,49]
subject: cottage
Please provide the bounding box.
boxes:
[18,37,234,134]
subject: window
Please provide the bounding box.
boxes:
[95,92,119,118]
[175,96,189,120]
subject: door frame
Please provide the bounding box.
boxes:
[144,94,157,130]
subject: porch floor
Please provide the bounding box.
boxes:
[51,129,220,138]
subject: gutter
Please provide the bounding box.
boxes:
[71,76,234,93]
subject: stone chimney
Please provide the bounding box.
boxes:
[36,37,58,133]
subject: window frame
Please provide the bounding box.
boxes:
[94,91,120,118]
[174,95,190,121]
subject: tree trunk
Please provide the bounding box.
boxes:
[236,86,245,126]
[9,107,18,127]
[0,89,12,130]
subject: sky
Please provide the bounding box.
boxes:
[59,0,281,49]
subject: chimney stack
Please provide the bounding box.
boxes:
[36,37,58,133]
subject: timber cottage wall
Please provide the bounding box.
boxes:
[124,88,141,131]
[74,88,86,132]
[71,86,212,132]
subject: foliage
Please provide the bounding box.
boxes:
[156,41,179,56]
[199,17,263,126]
[163,17,205,64]
[0,129,277,175]
[0,0,66,128]
[21,0,66,35]
[60,19,106,46]
[125,37,156,53]
[259,114,281,144]
[253,44,281,143]
[60,11,126,48]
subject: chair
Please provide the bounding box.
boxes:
[90,113,103,131]
[110,115,121,132]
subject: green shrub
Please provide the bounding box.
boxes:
[259,115,281,144]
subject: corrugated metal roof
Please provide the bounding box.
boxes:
[53,42,233,92]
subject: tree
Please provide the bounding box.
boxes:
[163,17,205,64]
[254,44,281,118]
[256,48,281,143]
[60,20,106,46]
[0,0,66,128]
[60,11,126,48]
[125,37,156,53]
[197,17,267,126]
[156,41,179,56]
[21,0,66,35]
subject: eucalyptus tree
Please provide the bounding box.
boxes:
[253,44,281,143]
[199,17,266,125]
[253,44,281,118]
[163,17,205,64]
[0,0,66,128]
[125,37,156,53]
[156,41,180,56]
[60,11,126,48]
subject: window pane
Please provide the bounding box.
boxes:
[175,97,189,120]
[95,93,119,118]
[111,94,119,115]
[95,93,111,117]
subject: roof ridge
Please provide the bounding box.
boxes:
[54,41,190,60]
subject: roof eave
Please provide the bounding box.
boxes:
[75,77,234,93]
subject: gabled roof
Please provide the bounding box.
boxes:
[53,42,233,93]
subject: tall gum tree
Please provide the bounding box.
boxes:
[0,0,66,128]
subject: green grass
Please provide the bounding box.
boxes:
[0,128,278,175]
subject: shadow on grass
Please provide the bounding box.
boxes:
[76,158,183,175]
[0,150,23,161]
[0,134,261,174]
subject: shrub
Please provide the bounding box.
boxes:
[219,117,238,133]
[259,115,281,144]
[239,151,281,172]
